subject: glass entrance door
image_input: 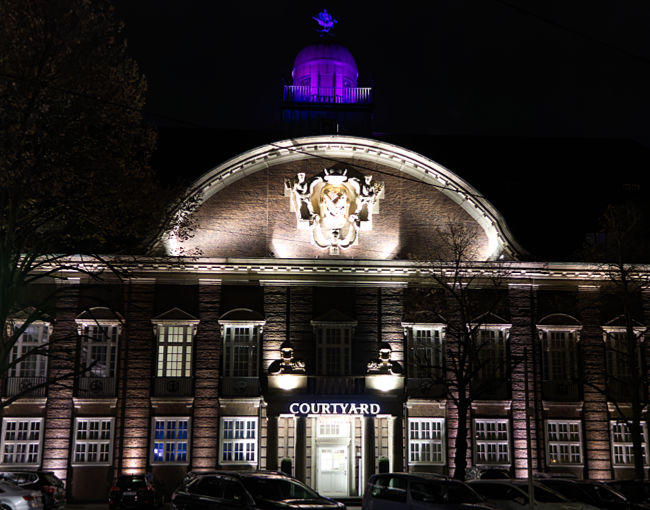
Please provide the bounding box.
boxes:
[317,445,348,496]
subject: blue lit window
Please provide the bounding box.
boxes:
[152,418,189,464]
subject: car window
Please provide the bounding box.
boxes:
[117,477,147,490]
[446,481,484,504]
[0,472,36,484]
[516,484,564,503]
[472,483,523,501]
[222,480,246,503]
[192,477,223,497]
[368,476,407,503]
[242,477,319,502]
[410,481,442,503]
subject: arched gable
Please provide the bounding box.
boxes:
[163,135,522,260]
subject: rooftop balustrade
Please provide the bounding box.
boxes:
[283,85,372,105]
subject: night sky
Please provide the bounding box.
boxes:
[117,1,650,259]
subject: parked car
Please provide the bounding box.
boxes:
[172,471,345,510]
[606,481,650,506]
[109,474,160,510]
[0,480,44,510]
[539,478,650,509]
[468,479,600,510]
[0,472,64,510]
[362,472,498,509]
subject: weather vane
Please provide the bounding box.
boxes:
[313,9,337,34]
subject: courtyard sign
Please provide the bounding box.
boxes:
[289,402,381,415]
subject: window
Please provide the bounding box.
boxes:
[539,329,578,381]
[605,328,642,380]
[546,420,582,465]
[79,325,118,378]
[406,325,443,379]
[408,418,445,465]
[315,326,352,376]
[611,421,648,466]
[474,419,510,465]
[152,417,189,464]
[73,418,113,465]
[476,327,509,381]
[1,418,43,465]
[156,325,193,378]
[8,323,49,378]
[220,417,257,465]
[222,326,260,377]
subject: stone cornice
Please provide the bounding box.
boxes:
[28,256,650,287]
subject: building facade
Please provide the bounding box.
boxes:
[3,25,649,502]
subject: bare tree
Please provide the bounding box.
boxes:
[408,218,511,480]
[584,202,650,479]
[0,0,194,405]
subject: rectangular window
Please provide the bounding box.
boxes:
[315,326,352,376]
[1,418,43,466]
[408,327,443,379]
[540,329,578,381]
[546,420,582,465]
[80,325,118,378]
[156,326,193,378]
[152,417,189,464]
[9,323,49,378]
[408,418,445,465]
[474,419,510,465]
[223,326,259,377]
[476,327,508,380]
[220,417,257,465]
[73,418,113,465]
[611,421,649,466]
[605,329,642,380]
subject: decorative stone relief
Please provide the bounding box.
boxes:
[284,168,384,254]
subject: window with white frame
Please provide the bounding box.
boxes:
[474,419,510,465]
[314,325,352,376]
[79,324,119,378]
[406,325,444,379]
[546,420,583,465]
[73,418,113,464]
[605,328,642,380]
[1,418,43,465]
[611,421,649,466]
[152,417,189,464]
[9,323,49,378]
[220,417,258,464]
[222,326,260,377]
[408,418,445,465]
[476,327,509,381]
[539,329,579,382]
[156,326,193,378]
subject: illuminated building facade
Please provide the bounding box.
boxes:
[3,13,649,502]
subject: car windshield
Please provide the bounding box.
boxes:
[446,481,484,504]
[541,482,584,501]
[516,483,566,503]
[583,484,626,503]
[243,477,320,501]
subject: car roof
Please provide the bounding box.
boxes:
[191,471,297,481]
[369,472,452,482]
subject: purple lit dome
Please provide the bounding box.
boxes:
[292,42,358,89]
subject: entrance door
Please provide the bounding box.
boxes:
[317,445,348,497]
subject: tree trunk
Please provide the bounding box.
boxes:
[453,397,469,480]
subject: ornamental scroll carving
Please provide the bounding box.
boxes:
[284,168,384,255]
